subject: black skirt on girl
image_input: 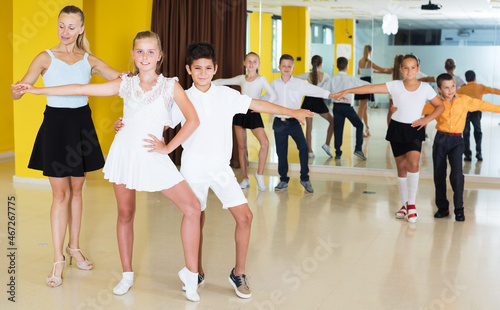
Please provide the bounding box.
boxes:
[301,96,329,114]
[233,109,264,129]
[354,76,375,101]
[28,105,105,177]
[386,119,426,157]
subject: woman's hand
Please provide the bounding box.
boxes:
[12,83,41,95]
[114,117,124,133]
[143,134,170,154]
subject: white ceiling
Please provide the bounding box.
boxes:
[247,0,500,29]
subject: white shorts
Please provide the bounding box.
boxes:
[182,165,247,211]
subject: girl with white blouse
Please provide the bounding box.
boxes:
[334,54,444,223]
[213,52,277,191]
[295,55,334,158]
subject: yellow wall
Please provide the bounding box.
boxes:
[1,0,14,153]
[12,0,152,178]
[334,19,355,76]
[281,6,310,74]
[248,12,274,84]
[84,0,153,154]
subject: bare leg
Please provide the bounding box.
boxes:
[113,183,136,272]
[67,176,91,266]
[229,204,253,275]
[234,125,249,180]
[358,99,369,136]
[319,112,334,146]
[161,181,201,273]
[250,127,269,175]
[197,211,206,275]
[47,177,72,285]
[394,151,421,177]
[305,118,313,153]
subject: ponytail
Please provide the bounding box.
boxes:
[310,55,322,85]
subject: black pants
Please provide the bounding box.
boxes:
[273,118,309,182]
[463,111,482,157]
[432,133,464,214]
[333,103,363,156]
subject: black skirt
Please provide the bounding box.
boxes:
[386,119,425,157]
[354,76,374,101]
[301,96,329,114]
[28,105,105,177]
[233,109,264,129]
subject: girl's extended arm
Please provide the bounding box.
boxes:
[145,82,200,155]
[15,78,122,97]
[333,83,388,101]
[212,75,243,86]
[249,99,314,125]
[261,77,278,103]
[371,62,392,74]
[411,96,444,130]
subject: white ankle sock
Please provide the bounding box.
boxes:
[397,177,408,207]
[178,267,200,302]
[113,272,134,295]
[407,172,419,205]
[254,173,266,190]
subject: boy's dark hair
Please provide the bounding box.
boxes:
[437,73,453,88]
[279,54,294,65]
[465,70,476,82]
[186,42,217,67]
[401,54,420,66]
[337,57,348,71]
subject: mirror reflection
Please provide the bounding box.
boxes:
[244,4,500,178]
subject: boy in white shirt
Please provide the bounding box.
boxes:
[270,54,336,193]
[329,57,369,160]
[171,43,312,299]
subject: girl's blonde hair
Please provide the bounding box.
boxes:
[58,6,90,54]
[132,31,163,75]
[362,45,372,61]
[310,55,322,85]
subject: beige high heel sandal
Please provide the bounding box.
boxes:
[46,258,66,288]
[66,245,93,270]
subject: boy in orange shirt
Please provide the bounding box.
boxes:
[422,73,500,222]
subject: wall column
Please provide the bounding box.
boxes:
[281,6,310,74]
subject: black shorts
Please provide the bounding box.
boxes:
[354,76,374,101]
[232,110,264,129]
[28,105,105,177]
[301,96,329,114]
[390,140,422,157]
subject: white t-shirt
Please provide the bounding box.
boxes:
[294,71,331,90]
[171,83,252,180]
[386,80,437,124]
[213,75,277,102]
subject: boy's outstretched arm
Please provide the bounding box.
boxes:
[333,83,388,101]
[13,78,121,97]
[249,99,314,125]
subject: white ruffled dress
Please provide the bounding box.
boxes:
[103,74,184,192]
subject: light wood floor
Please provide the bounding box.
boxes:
[1,148,500,309]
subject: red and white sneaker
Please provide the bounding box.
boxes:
[395,205,407,219]
[406,205,418,223]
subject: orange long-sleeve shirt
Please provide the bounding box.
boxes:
[456,81,500,100]
[422,94,500,133]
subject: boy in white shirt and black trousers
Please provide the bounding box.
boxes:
[329,57,369,160]
[269,54,337,193]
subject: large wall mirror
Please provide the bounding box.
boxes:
[247,0,500,178]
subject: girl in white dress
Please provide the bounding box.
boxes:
[213,52,277,191]
[16,31,202,302]
[334,55,444,223]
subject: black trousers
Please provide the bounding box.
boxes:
[432,133,464,213]
[463,111,482,157]
[333,103,363,156]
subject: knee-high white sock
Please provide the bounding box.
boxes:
[407,172,419,205]
[397,177,408,207]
